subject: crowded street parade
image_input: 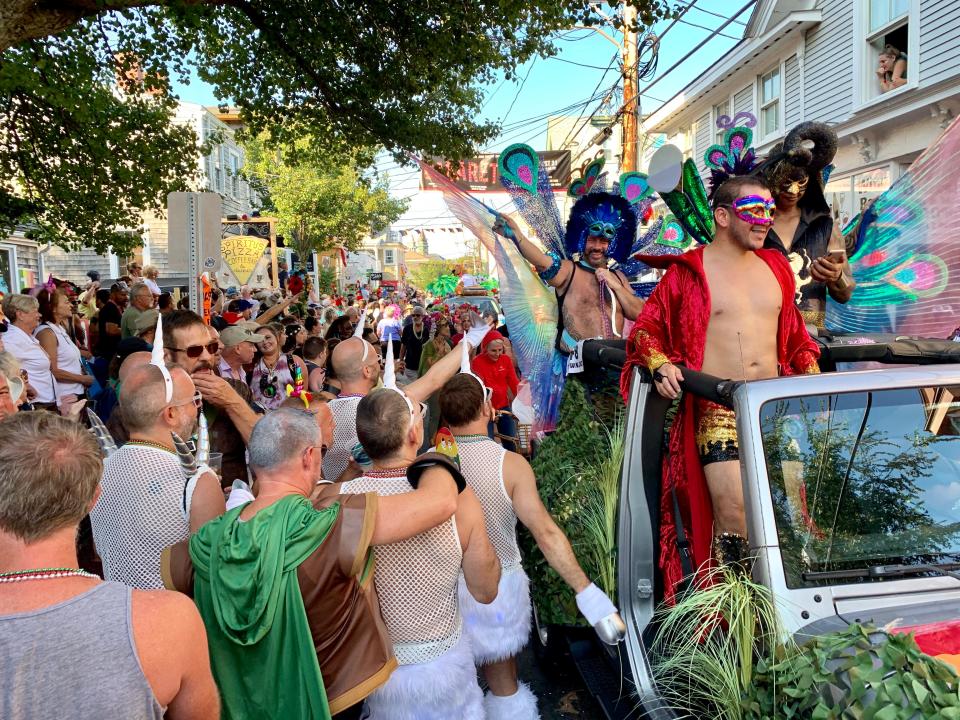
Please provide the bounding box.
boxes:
[3,0,960,718]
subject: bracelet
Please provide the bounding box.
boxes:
[538,251,562,282]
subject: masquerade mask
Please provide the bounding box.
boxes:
[730,195,776,226]
[588,221,618,240]
[780,176,809,196]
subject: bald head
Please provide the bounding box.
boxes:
[118,351,151,384]
[332,337,376,384]
[120,364,193,434]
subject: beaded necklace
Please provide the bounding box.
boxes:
[0,567,98,583]
[363,465,410,478]
[452,433,490,444]
[126,439,175,454]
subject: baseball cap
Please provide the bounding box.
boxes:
[221,325,263,348]
[134,308,159,335]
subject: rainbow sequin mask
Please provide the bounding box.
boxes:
[731,195,776,226]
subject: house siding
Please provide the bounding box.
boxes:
[734,84,754,117]
[43,246,112,286]
[693,112,711,174]
[802,0,854,123]
[920,0,960,87]
[784,54,802,127]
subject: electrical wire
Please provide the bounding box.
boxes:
[499,58,537,126]
[674,0,748,26]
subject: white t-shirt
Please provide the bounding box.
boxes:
[4,323,54,404]
[36,322,85,398]
[144,278,161,296]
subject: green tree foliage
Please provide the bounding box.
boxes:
[243,135,407,257]
[408,260,452,292]
[0,1,676,253]
[0,25,201,254]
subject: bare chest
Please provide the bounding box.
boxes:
[705,257,782,322]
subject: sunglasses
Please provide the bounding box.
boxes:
[166,391,203,412]
[260,373,278,398]
[171,341,219,359]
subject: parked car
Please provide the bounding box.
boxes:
[552,336,960,719]
[442,294,504,326]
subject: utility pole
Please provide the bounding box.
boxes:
[621,2,639,173]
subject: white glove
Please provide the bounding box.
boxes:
[226,480,255,511]
[576,583,618,625]
[462,321,491,350]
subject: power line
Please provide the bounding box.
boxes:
[675,0,748,26]
[499,58,537,126]
[556,51,620,151]
[676,17,742,41]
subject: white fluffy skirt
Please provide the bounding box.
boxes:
[458,565,532,665]
[364,633,484,720]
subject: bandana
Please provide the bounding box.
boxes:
[731,195,776,226]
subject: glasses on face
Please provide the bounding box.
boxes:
[166,391,203,412]
[172,341,219,359]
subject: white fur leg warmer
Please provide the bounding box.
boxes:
[483,682,540,720]
[364,633,484,720]
[458,565,532,665]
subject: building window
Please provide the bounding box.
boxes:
[0,244,18,294]
[230,154,240,197]
[858,0,913,104]
[384,249,395,265]
[759,67,781,139]
[712,100,730,145]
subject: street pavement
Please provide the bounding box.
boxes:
[517,643,607,719]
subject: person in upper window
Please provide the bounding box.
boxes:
[877,44,908,93]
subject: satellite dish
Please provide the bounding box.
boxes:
[647,144,683,193]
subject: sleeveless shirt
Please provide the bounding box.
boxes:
[36,321,85,398]
[89,444,190,589]
[341,471,463,665]
[0,582,165,719]
[250,353,295,410]
[455,437,523,572]
[324,395,363,481]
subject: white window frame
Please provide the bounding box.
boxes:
[384,248,396,266]
[229,152,241,198]
[758,63,784,143]
[712,99,730,145]
[0,243,20,294]
[853,0,919,111]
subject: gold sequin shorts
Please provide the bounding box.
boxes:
[694,397,739,466]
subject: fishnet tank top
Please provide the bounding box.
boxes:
[341,471,463,664]
[323,396,363,481]
[456,437,522,572]
[89,444,189,589]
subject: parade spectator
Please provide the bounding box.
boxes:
[89,364,225,589]
[95,283,128,366]
[126,261,143,280]
[302,336,328,393]
[217,325,261,383]
[440,375,623,717]
[158,291,174,315]
[877,44,908,92]
[249,324,307,411]
[164,310,260,485]
[326,315,356,341]
[399,306,428,381]
[2,294,56,410]
[0,411,220,719]
[35,288,92,403]
[282,321,308,355]
[339,390,499,720]
[103,350,152,444]
[305,315,321,337]
[163,408,465,719]
[0,369,22,420]
[471,330,519,451]
[419,316,453,441]
[142,264,161,299]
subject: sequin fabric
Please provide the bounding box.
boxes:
[694,397,739,465]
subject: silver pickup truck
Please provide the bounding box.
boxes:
[565,336,960,719]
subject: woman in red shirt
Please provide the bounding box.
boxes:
[471,331,519,451]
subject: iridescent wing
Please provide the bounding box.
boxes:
[416,156,564,434]
[827,115,960,336]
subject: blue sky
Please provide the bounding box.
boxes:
[170,0,755,256]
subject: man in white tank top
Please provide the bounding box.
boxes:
[338,387,500,720]
[438,373,625,719]
[0,411,218,720]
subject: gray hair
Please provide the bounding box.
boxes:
[129,281,150,299]
[248,408,320,471]
[2,294,38,322]
[0,351,21,384]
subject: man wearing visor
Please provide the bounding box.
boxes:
[622,175,820,596]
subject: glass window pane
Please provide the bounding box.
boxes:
[761,70,780,102]
[762,103,779,135]
[869,0,889,31]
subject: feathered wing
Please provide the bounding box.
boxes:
[415,156,564,434]
[497,144,567,258]
[826,115,960,336]
[658,158,715,245]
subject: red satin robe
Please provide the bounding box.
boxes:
[619,246,820,603]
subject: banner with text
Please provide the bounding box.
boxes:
[221,235,268,285]
[421,150,571,193]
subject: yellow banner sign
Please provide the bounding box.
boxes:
[221,235,268,285]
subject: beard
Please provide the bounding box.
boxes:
[191,360,216,374]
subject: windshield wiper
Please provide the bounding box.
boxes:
[803,562,960,582]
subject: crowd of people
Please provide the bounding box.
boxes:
[0,263,622,720]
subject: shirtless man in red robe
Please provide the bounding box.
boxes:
[622,175,819,599]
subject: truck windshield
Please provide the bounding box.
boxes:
[760,386,960,588]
